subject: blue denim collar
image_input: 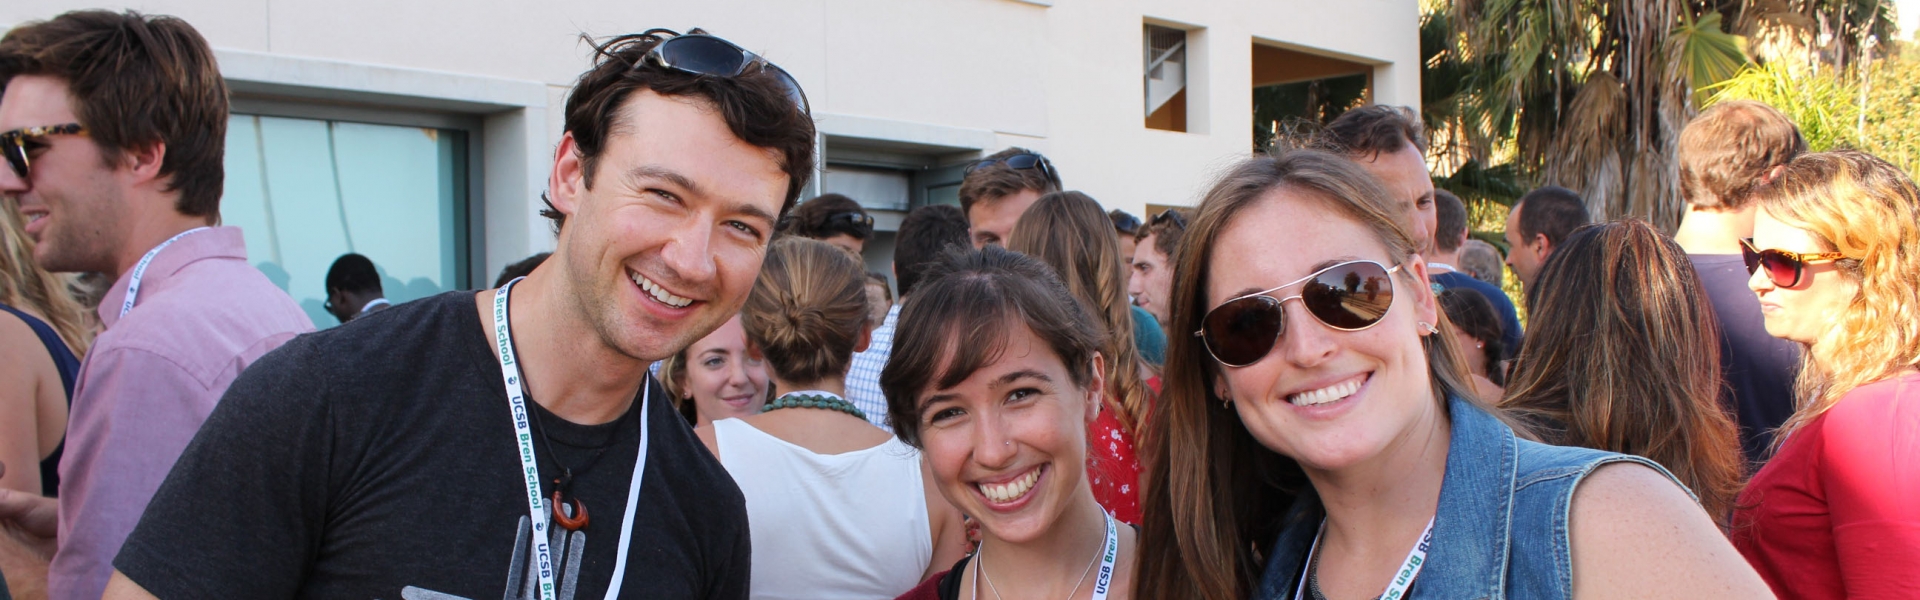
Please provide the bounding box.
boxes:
[1254,395,1517,599]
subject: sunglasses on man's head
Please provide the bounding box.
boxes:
[2,123,87,179]
[827,210,874,234]
[1151,208,1189,230]
[1741,237,1846,288]
[965,153,1062,190]
[643,32,810,115]
[1195,260,1401,368]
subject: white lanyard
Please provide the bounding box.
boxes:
[1426,262,1457,274]
[1293,517,1434,600]
[1089,512,1120,600]
[118,227,209,319]
[492,278,651,600]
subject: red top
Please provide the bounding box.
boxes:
[1088,376,1158,526]
[1732,371,1920,599]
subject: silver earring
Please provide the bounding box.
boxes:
[1475,342,1484,349]
[1418,321,1440,335]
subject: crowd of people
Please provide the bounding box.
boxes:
[0,9,1914,600]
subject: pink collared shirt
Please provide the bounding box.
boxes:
[50,226,312,600]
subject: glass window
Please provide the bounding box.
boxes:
[223,114,469,329]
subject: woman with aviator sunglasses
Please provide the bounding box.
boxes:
[1134,149,1768,599]
[1732,150,1920,599]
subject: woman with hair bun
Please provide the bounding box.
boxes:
[1734,150,1920,598]
[695,237,968,599]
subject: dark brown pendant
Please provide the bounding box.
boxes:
[551,490,589,530]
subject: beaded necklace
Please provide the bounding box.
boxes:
[762,391,867,421]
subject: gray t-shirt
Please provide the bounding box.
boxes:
[1689,254,1800,464]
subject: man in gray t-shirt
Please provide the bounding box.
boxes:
[1673,100,1806,464]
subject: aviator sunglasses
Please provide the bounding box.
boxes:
[1741,237,1846,288]
[2,123,87,179]
[964,153,1063,190]
[643,31,810,114]
[1195,260,1401,368]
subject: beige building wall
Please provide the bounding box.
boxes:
[4,0,1419,280]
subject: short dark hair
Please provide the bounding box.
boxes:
[1312,105,1426,159]
[880,245,1100,447]
[892,204,970,297]
[1679,100,1806,210]
[1433,189,1468,252]
[1135,208,1190,262]
[958,147,1061,219]
[1437,288,1504,385]
[494,252,551,287]
[0,10,229,219]
[545,29,816,230]
[1514,186,1590,247]
[782,193,872,240]
[325,253,382,295]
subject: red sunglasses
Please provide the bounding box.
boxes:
[1741,237,1846,288]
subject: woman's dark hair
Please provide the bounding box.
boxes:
[1500,219,1742,524]
[1135,149,1480,600]
[740,237,870,385]
[880,246,1102,448]
[782,194,873,240]
[1437,288,1504,385]
[544,29,816,230]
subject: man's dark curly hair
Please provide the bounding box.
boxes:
[543,29,816,230]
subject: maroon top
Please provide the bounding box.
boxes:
[1732,371,1920,598]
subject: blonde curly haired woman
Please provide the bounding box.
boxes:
[1733,150,1920,598]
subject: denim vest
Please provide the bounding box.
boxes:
[1253,395,1687,599]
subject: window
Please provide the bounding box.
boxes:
[1145,24,1189,132]
[223,113,471,329]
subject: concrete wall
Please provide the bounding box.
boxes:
[4,0,1421,278]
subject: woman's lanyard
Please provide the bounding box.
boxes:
[1090,512,1120,600]
[1293,517,1434,600]
[492,278,651,600]
[118,226,209,318]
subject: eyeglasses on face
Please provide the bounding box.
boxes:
[642,32,810,115]
[1740,237,1846,288]
[2,123,87,179]
[964,153,1062,190]
[1194,260,1401,368]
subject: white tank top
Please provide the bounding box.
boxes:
[713,418,934,599]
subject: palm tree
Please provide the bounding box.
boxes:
[1429,0,1892,230]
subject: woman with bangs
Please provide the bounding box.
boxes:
[1733,150,1920,598]
[888,246,1137,600]
[1007,191,1157,525]
[1133,149,1768,599]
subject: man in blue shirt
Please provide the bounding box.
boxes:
[1429,190,1523,357]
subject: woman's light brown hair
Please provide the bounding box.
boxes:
[1752,150,1920,444]
[1134,149,1480,600]
[1500,219,1743,524]
[739,237,870,386]
[1006,191,1153,431]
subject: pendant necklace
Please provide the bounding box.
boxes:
[526,397,627,531]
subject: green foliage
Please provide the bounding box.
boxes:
[1704,48,1920,177]
[1704,61,1863,152]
